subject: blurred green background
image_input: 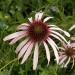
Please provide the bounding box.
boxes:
[0,0,75,75]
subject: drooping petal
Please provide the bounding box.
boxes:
[59,56,67,65]
[9,34,26,45]
[15,38,29,53]
[33,43,39,70]
[47,38,59,64]
[43,17,53,22]
[71,58,75,69]
[64,57,71,67]
[51,31,68,44]
[21,42,34,64]
[48,37,59,50]
[3,31,26,41]
[43,41,50,65]
[35,12,43,20]
[18,23,29,26]
[63,31,70,37]
[62,42,67,49]
[58,47,65,51]
[18,41,32,59]
[28,17,33,22]
[48,24,57,27]
[50,27,70,37]
[50,33,63,42]
[69,25,75,31]
[17,24,28,30]
[59,55,66,61]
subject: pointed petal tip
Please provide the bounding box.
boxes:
[9,42,13,45]
[15,50,18,54]
[33,68,36,70]
[64,31,70,37]
[43,17,53,22]
[3,37,7,41]
[33,65,37,70]
[28,17,33,22]
[21,61,24,64]
[69,25,75,31]
[47,61,50,66]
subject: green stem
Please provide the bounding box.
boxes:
[0,58,17,71]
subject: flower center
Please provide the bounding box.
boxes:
[34,25,42,33]
[65,47,75,57]
[28,20,49,42]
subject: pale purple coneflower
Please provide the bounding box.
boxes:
[69,25,75,31]
[58,42,75,68]
[3,12,70,70]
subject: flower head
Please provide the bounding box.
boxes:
[3,12,70,70]
[69,24,75,31]
[58,42,75,68]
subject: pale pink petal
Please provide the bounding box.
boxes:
[62,42,67,49]
[21,42,34,64]
[48,37,59,50]
[3,31,26,41]
[18,23,29,26]
[33,43,39,70]
[18,41,32,59]
[64,57,71,67]
[15,38,29,53]
[35,12,43,20]
[70,43,75,47]
[59,56,67,65]
[48,24,57,27]
[28,17,33,22]
[9,34,26,45]
[43,41,50,65]
[50,27,70,37]
[59,52,65,56]
[17,23,29,30]
[51,31,68,44]
[58,47,65,51]
[17,25,28,30]
[69,25,75,31]
[43,17,53,22]
[50,33,63,42]
[63,31,70,37]
[71,58,74,69]
[59,55,66,61]
[47,38,59,64]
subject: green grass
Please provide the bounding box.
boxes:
[0,0,75,75]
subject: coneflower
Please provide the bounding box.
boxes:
[58,42,75,68]
[3,12,70,70]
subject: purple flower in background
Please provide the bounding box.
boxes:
[58,42,75,68]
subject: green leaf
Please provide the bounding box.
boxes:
[0,21,8,30]
[0,71,8,75]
